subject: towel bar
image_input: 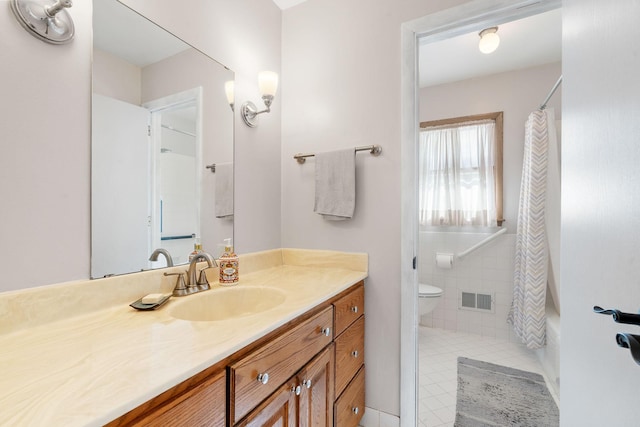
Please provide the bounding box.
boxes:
[294,144,382,164]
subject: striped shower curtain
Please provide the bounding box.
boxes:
[508,109,551,349]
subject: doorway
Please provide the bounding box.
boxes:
[145,88,203,266]
[400,1,561,426]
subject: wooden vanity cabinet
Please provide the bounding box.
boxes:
[106,367,226,427]
[298,345,335,427]
[131,370,225,427]
[332,282,365,427]
[229,307,334,424]
[107,281,364,427]
[232,281,365,427]
[334,366,365,427]
[236,345,334,427]
[234,376,298,427]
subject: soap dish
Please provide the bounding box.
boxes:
[130,294,171,311]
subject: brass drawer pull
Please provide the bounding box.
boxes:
[256,373,269,385]
[321,327,331,337]
[351,350,359,358]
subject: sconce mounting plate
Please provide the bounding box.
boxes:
[11,0,75,45]
[241,101,259,128]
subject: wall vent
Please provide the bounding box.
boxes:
[459,290,495,313]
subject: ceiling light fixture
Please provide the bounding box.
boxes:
[478,27,500,54]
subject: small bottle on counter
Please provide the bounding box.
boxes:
[219,238,239,285]
[189,237,203,262]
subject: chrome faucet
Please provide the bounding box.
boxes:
[164,252,218,297]
[187,252,217,290]
[164,251,217,297]
[149,248,174,267]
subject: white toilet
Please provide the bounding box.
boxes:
[418,283,443,316]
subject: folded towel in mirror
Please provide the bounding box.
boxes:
[215,163,233,218]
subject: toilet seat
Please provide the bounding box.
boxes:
[419,283,443,298]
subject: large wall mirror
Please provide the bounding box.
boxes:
[92,0,234,278]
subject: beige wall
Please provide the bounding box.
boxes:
[0,0,92,291]
[93,49,141,105]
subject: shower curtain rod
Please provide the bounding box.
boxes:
[539,75,563,110]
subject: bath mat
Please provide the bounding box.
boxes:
[455,357,559,427]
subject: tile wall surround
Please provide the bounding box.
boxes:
[418,230,519,341]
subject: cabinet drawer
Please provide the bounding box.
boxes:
[334,283,364,337]
[334,365,365,427]
[230,307,334,424]
[334,315,364,397]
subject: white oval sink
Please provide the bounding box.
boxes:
[168,286,286,322]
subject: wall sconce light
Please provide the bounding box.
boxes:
[224,81,235,111]
[478,27,500,54]
[11,0,75,44]
[240,71,279,128]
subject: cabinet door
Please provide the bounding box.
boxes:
[235,378,298,427]
[131,370,225,427]
[230,307,333,424]
[298,345,335,427]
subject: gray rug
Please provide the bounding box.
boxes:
[455,357,559,427]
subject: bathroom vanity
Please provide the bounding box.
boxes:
[0,249,366,427]
[108,281,364,427]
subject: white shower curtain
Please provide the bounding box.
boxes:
[508,109,552,349]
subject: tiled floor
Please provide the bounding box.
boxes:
[418,326,559,427]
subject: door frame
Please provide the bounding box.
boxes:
[144,87,204,258]
[399,1,561,425]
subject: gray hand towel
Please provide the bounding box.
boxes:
[215,163,233,218]
[314,148,355,220]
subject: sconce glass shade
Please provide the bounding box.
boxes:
[241,71,279,127]
[224,80,235,109]
[478,27,500,54]
[258,71,279,98]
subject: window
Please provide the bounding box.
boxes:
[419,112,503,227]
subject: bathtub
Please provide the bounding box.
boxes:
[536,304,560,400]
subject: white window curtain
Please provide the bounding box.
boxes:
[419,121,497,227]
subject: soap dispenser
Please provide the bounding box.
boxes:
[219,238,239,285]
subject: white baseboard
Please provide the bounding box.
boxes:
[359,406,400,427]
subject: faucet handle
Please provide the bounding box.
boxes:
[197,267,216,287]
[164,272,188,296]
